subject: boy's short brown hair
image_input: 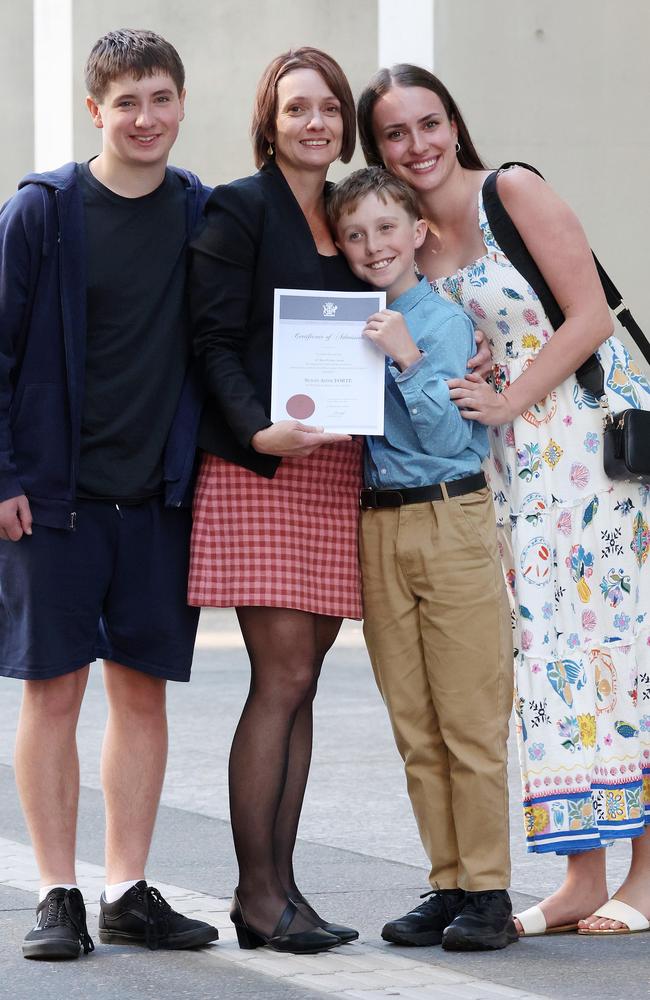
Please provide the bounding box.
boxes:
[85,29,185,102]
[327,166,421,231]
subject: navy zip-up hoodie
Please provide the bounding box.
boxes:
[0,162,209,529]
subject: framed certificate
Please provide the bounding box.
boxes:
[270,289,386,435]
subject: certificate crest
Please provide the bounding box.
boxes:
[322,301,338,318]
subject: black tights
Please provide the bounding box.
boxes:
[230,606,342,936]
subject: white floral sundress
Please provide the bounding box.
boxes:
[432,192,650,854]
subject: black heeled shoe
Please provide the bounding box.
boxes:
[229,889,341,954]
[292,895,359,943]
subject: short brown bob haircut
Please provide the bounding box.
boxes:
[85,28,185,103]
[327,166,421,232]
[358,64,485,172]
[251,47,356,169]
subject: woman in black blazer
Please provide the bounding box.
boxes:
[189,48,365,954]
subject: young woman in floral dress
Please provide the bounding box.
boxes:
[358,63,650,937]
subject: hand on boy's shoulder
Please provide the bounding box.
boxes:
[363,310,421,372]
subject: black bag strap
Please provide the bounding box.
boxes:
[481,161,650,398]
[481,164,563,331]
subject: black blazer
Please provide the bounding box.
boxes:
[190,161,366,477]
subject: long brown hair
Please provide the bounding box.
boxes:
[251,47,356,169]
[357,64,485,171]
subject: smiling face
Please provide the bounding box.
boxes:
[86,71,185,171]
[271,67,343,177]
[335,191,426,301]
[371,85,458,195]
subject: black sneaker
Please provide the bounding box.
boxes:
[23,887,95,960]
[99,880,219,950]
[381,889,466,946]
[442,889,519,951]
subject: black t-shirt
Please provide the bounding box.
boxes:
[76,161,189,500]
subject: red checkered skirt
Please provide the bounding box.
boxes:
[188,440,363,619]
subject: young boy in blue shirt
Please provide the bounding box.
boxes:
[328,168,516,951]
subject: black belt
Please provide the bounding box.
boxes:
[359,471,486,510]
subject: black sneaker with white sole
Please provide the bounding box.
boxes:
[23,887,95,960]
[99,880,219,950]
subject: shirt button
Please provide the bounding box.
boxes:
[380,468,387,475]
[411,407,418,414]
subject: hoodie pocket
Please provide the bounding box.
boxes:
[12,383,70,495]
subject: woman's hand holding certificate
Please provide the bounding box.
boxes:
[251,420,351,458]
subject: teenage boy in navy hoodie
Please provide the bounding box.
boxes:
[0,29,217,959]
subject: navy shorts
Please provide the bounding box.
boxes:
[0,497,200,681]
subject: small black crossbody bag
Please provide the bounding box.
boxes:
[481,162,650,483]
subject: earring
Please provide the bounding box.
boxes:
[455,141,461,153]
[267,142,274,156]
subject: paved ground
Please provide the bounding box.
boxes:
[0,610,646,1000]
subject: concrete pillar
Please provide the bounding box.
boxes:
[378,0,434,70]
[34,0,74,171]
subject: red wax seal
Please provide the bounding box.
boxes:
[286,394,316,419]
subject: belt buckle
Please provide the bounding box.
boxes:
[360,489,404,509]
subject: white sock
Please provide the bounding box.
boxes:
[103,878,143,903]
[39,883,77,903]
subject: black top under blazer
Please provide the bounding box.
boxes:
[190,160,367,478]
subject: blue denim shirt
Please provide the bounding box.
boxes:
[364,277,488,489]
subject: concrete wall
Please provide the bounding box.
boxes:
[0,0,378,203]
[433,0,650,352]
[71,0,378,187]
[1,0,648,365]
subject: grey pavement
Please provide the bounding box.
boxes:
[0,609,646,1000]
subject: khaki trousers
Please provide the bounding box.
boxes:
[360,486,513,891]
